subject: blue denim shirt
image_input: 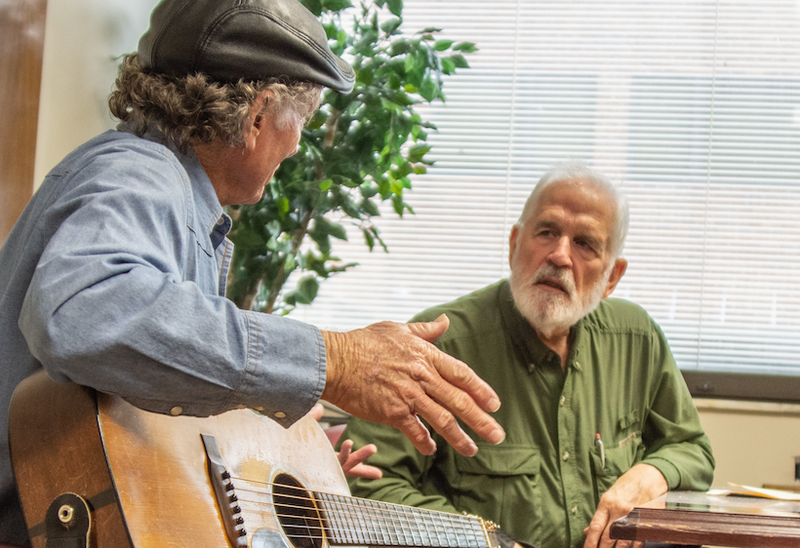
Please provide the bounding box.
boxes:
[0,126,326,543]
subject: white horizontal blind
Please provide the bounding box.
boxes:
[291,0,800,377]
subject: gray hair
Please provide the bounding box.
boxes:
[109,54,322,151]
[518,160,630,258]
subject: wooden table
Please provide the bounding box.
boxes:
[609,491,800,547]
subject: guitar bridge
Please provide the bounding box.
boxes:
[202,434,247,547]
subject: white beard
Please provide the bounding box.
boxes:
[509,261,612,337]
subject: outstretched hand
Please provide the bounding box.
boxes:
[583,463,668,548]
[308,403,382,479]
[320,314,505,457]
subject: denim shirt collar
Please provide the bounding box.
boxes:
[132,124,231,253]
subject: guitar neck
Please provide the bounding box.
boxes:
[315,492,496,548]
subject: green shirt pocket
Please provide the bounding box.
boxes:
[454,444,540,476]
[590,435,643,506]
[450,444,541,535]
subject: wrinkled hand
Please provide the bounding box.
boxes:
[307,404,383,479]
[583,464,668,548]
[320,315,505,457]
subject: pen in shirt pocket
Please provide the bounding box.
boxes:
[594,433,605,469]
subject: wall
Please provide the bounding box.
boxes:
[35,0,800,494]
[33,0,158,187]
[697,400,800,490]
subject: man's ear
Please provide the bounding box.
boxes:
[508,224,520,269]
[243,90,272,150]
[602,257,628,298]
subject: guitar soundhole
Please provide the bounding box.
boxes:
[273,473,323,548]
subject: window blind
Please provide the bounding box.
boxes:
[291,0,800,381]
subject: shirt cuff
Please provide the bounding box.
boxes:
[642,457,681,490]
[238,310,326,427]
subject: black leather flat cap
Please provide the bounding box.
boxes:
[138,0,355,93]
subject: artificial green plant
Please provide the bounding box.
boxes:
[226,0,476,313]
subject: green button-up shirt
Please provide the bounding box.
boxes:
[342,280,714,548]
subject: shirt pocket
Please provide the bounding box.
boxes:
[451,444,541,533]
[589,434,643,506]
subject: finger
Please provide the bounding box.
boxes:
[347,443,378,461]
[407,315,501,413]
[308,403,324,421]
[337,439,353,467]
[583,507,609,548]
[345,463,384,480]
[411,396,479,456]
[598,524,620,548]
[395,413,437,455]
[422,344,502,415]
[418,367,504,446]
[406,314,451,343]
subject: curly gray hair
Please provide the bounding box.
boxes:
[108,54,322,151]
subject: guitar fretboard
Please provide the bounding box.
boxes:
[315,492,488,548]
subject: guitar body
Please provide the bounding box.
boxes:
[9,370,350,548]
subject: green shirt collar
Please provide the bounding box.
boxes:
[498,279,571,372]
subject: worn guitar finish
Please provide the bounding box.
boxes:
[9,371,499,548]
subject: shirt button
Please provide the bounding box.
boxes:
[562,451,570,461]
[571,506,578,515]
[170,406,183,416]
[559,396,566,406]
[574,361,582,371]
[274,411,287,419]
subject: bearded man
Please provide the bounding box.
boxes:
[339,160,715,548]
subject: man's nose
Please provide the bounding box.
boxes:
[548,236,573,267]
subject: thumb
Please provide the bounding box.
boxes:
[408,314,450,343]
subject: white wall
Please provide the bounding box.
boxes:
[35,0,800,494]
[34,0,159,187]
[697,401,800,490]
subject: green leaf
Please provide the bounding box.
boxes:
[390,180,404,195]
[407,143,431,163]
[322,0,352,12]
[419,76,438,102]
[433,39,454,51]
[277,197,290,218]
[319,179,333,191]
[328,221,348,241]
[301,0,323,16]
[452,42,478,53]
[380,17,402,35]
[357,67,374,86]
[390,39,412,57]
[391,194,405,216]
[417,27,442,34]
[404,53,417,73]
[448,54,470,69]
[441,57,456,75]
[294,276,319,305]
[361,198,381,216]
[387,0,403,17]
[363,229,375,250]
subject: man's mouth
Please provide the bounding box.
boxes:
[536,278,568,294]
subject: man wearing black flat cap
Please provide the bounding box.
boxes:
[0,1,505,544]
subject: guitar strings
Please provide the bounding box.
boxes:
[223,474,486,542]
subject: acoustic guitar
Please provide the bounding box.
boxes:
[9,370,502,548]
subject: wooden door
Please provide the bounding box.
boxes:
[0,0,48,243]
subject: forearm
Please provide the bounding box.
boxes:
[21,266,324,422]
